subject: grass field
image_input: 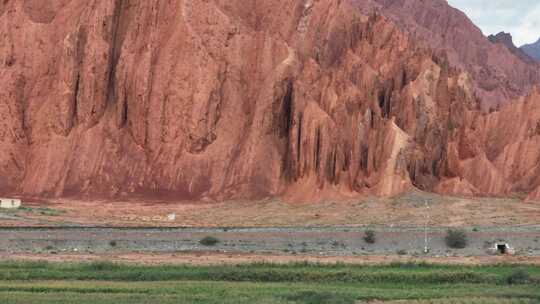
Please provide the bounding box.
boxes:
[0,261,539,303]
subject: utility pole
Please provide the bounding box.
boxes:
[424,199,430,254]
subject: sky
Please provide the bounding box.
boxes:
[447,0,540,46]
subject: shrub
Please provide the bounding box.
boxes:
[36,207,64,217]
[396,249,408,256]
[390,261,428,268]
[331,241,346,248]
[506,269,530,285]
[109,240,117,247]
[445,229,468,249]
[285,291,355,304]
[199,236,220,246]
[85,261,118,271]
[363,230,376,244]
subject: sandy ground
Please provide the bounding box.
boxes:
[2,251,540,266]
[3,191,540,228]
[2,191,539,265]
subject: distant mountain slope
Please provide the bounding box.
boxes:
[488,32,536,64]
[521,38,540,62]
[356,0,540,110]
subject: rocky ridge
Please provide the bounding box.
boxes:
[488,32,536,65]
[1,0,540,202]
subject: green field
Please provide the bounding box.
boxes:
[0,261,539,303]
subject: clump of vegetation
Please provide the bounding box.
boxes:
[390,261,430,269]
[331,241,346,248]
[18,206,34,212]
[445,229,468,249]
[199,236,220,246]
[506,269,530,285]
[397,249,408,256]
[84,261,118,271]
[37,207,64,216]
[109,240,117,247]
[363,229,376,244]
[18,206,65,217]
[285,291,355,304]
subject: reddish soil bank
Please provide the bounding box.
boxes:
[2,252,540,266]
[2,192,540,228]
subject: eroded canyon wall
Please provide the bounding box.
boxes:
[1,0,539,201]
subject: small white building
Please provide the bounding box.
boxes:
[0,198,21,209]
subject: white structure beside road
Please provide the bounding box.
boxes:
[0,198,22,209]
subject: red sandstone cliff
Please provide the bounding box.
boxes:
[488,32,535,65]
[1,0,539,202]
[358,0,540,110]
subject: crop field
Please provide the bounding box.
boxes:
[0,261,539,303]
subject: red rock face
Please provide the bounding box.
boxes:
[1,0,539,202]
[360,0,540,111]
[449,89,540,200]
[488,32,535,65]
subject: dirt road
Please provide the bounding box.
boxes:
[1,227,539,258]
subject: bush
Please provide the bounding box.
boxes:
[390,261,428,268]
[109,240,117,247]
[285,291,355,304]
[445,229,468,249]
[506,269,530,285]
[363,230,376,244]
[199,236,220,246]
[85,261,118,271]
